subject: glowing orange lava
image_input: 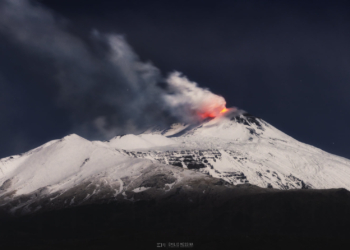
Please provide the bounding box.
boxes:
[197,107,229,119]
[197,112,217,119]
[220,108,228,113]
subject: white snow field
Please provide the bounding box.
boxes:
[1,109,350,202]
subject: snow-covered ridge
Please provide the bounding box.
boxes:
[106,134,177,150]
[1,110,350,212]
[116,110,350,190]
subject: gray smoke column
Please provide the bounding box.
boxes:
[0,0,229,140]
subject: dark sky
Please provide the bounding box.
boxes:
[1,0,350,159]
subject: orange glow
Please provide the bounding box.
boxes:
[197,106,229,119]
[220,108,228,113]
[197,111,217,119]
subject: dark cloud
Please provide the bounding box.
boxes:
[0,0,177,147]
[70,0,350,159]
[0,0,228,157]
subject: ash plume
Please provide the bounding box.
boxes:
[164,72,227,122]
[0,0,229,141]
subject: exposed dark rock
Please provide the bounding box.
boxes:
[171,162,182,168]
[140,174,176,189]
[187,163,206,169]
[247,127,259,136]
[287,174,313,189]
[243,112,263,129]
[232,116,251,126]
[79,158,90,168]
[0,179,12,191]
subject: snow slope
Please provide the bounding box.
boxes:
[123,109,350,190]
[106,134,176,150]
[0,134,209,214]
[0,134,150,196]
[1,108,350,213]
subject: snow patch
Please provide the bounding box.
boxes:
[132,186,151,193]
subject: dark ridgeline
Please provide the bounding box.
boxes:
[0,183,350,249]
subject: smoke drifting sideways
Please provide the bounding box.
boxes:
[165,72,229,122]
[0,0,230,141]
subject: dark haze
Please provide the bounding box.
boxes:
[0,0,180,151]
[1,0,350,160]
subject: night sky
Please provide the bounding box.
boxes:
[1,0,350,159]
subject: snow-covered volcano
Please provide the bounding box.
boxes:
[109,109,350,190]
[1,109,350,214]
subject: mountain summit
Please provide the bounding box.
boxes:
[110,109,350,190]
[1,109,350,216]
[1,110,350,249]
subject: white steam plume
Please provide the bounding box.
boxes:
[164,72,227,122]
[0,0,231,142]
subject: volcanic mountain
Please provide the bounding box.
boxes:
[1,109,350,249]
